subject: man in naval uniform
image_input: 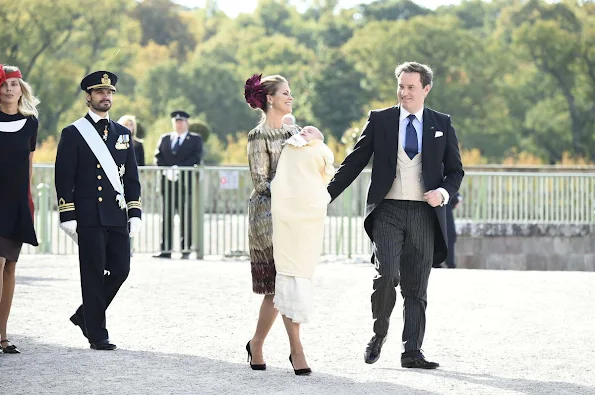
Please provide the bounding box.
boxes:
[153,110,203,259]
[55,71,142,350]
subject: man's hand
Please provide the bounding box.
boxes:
[453,196,463,209]
[59,220,77,235]
[423,190,444,207]
[129,217,142,236]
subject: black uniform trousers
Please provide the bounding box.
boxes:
[74,225,130,342]
[445,204,457,268]
[371,200,435,352]
[160,178,193,253]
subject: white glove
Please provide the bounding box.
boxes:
[60,220,78,244]
[60,220,77,235]
[163,165,180,182]
[128,217,142,236]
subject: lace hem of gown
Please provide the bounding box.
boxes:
[273,274,313,324]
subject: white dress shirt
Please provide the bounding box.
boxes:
[88,110,109,123]
[170,131,188,149]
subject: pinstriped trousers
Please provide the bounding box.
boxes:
[371,200,435,352]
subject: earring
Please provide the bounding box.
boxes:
[269,103,272,109]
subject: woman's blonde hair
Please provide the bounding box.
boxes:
[117,114,137,133]
[1,65,40,118]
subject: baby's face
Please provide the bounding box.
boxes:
[300,128,323,142]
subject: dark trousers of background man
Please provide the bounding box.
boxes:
[444,203,457,268]
[160,177,193,253]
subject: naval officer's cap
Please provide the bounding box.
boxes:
[170,110,190,120]
[80,71,118,92]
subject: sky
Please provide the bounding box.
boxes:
[174,0,462,17]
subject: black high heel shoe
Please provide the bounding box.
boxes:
[289,355,312,376]
[246,341,266,370]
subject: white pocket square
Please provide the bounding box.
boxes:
[434,131,443,138]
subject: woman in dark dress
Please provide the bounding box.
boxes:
[117,115,144,257]
[0,64,39,354]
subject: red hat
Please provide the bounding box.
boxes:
[0,65,23,86]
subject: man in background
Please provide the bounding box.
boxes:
[153,110,203,259]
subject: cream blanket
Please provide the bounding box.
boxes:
[271,136,335,279]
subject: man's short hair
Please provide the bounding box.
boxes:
[394,62,433,88]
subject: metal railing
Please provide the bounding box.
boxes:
[24,165,595,257]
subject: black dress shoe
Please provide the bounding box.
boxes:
[90,339,117,351]
[152,252,171,259]
[401,351,439,369]
[70,314,88,339]
[364,335,387,364]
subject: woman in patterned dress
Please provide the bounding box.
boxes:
[243,74,300,371]
[0,64,40,354]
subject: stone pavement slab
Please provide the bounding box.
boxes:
[3,254,595,395]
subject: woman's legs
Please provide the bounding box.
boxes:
[0,260,16,346]
[282,315,309,370]
[249,294,279,365]
[0,258,5,304]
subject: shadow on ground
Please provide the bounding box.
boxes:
[3,335,440,395]
[386,367,595,395]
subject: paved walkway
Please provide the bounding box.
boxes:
[3,254,595,395]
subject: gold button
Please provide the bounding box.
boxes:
[97,175,102,180]
[98,186,102,191]
[97,164,101,169]
[98,197,103,202]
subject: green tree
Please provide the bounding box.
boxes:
[357,0,431,23]
[0,0,140,140]
[498,0,595,160]
[310,50,372,139]
[131,0,197,57]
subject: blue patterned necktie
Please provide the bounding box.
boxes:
[404,114,418,159]
[172,136,181,155]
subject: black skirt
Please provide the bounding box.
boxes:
[0,236,23,262]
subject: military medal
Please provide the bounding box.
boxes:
[103,125,108,141]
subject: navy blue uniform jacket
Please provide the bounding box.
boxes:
[55,115,142,227]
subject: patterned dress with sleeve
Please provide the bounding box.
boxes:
[247,123,298,294]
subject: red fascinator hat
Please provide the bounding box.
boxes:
[244,74,267,110]
[0,64,23,86]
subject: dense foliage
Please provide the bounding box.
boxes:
[2,0,593,165]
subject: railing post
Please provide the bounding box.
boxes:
[346,186,352,259]
[36,183,51,253]
[193,166,205,259]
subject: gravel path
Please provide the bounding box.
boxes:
[3,254,595,395]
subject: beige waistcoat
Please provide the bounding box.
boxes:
[384,141,425,201]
